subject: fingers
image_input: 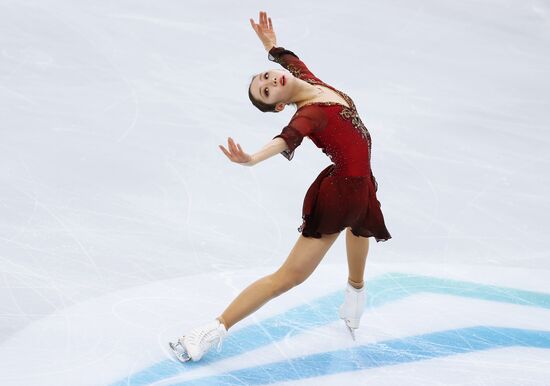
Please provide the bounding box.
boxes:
[260,11,269,29]
[219,145,232,159]
[228,137,238,153]
[250,17,260,32]
[220,137,243,159]
[220,137,250,164]
[251,11,273,33]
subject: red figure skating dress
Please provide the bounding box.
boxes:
[269,46,392,242]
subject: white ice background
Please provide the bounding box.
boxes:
[1,0,549,385]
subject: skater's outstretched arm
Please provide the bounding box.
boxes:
[219,137,288,166]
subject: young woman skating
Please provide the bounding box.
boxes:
[169,11,391,363]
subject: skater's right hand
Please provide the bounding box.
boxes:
[219,137,253,166]
[250,11,277,52]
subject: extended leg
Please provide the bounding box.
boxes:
[217,232,340,330]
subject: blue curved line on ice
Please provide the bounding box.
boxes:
[110,272,550,386]
[168,326,550,385]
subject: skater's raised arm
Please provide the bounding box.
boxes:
[250,11,277,52]
[250,11,319,82]
[219,137,288,167]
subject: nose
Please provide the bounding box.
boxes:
[260,74,278,87]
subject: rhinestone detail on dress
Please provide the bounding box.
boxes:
[299,77,373,164]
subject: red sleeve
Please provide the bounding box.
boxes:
[272,106,326,161]
[268,46,321,82]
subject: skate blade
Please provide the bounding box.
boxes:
[346,325,356,341]
[340,317,357,341]
[169,339,191,363]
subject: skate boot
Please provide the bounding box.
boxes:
[338,281,366,340]
[169,319,228,363]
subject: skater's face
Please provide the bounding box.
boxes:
[249,69,294,112]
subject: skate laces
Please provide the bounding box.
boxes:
[343,284,366,317]
[192,321,226,353]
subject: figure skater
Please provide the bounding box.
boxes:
[169,11,392,363]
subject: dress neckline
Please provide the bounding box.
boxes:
[296,78,353,111]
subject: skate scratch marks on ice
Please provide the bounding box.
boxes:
[169,327,550,386]
[109,272,550,386]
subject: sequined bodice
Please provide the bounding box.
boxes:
[302,86,374,177]
[269,46,378,187]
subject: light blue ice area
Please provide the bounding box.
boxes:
[1,0,549,384]
[111,272,550,386]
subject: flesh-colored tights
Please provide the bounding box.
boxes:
[217,228,369,330]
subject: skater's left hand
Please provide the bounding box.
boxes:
[219,137,253,166]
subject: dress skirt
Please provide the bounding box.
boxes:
[298,164,392,242]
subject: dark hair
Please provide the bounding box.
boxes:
[248,76,278,113]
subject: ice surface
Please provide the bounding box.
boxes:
[1,0,549,385]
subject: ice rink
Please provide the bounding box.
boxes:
[1,0,549,385]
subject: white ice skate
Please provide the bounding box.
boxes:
[338,282,366,340]
[169,319,228,363]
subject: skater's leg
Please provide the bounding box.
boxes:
[337,227,370,338]
[217,232,340,330]
[345,227,369,289]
